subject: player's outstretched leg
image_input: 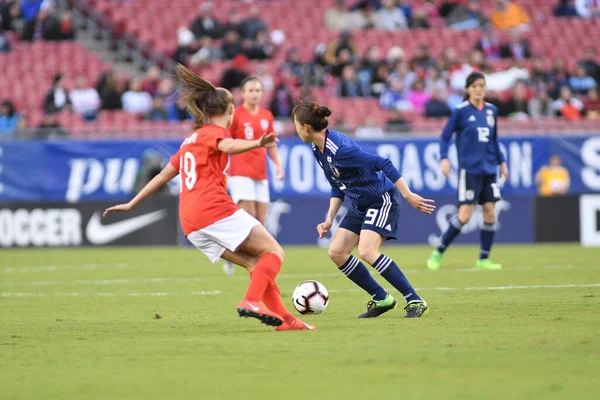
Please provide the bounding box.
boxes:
[427,215,465,271]
[360,231,428,318]
[263,280,316,331]
[476,203,501,270]
[328,228,396,319]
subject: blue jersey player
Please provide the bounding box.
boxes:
[292,101,435,318]
[427,72,509,271]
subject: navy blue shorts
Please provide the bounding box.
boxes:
[339,188,401,240]
[458,169,501,206]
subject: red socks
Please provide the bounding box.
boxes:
[262,280,295,324]
[243,253,282,303]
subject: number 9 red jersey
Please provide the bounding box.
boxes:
[169,124,239,235]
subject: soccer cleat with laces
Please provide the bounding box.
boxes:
[275,318,316,331]
[237,300,283,327]
[404,299,429,318]
[426,250,442,271]
[357,295,397,318]
[475,259,502,270]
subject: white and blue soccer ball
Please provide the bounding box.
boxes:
[292,280,329,315]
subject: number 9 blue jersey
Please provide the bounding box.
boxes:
[439,100,506,176]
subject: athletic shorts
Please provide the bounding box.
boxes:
[228,176,270,204]
[339,188,401,240]
[186,209,260,263]
[458,169,501,206]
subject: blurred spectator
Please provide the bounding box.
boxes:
[424,66,448,95]
[584,88,600,119]
[445,0,487,30]
[269,80,295,118]
[375,0,408,31]
[282,47,305,84]
[490,0,530,31]
[191,2,222,40]
[222,8,244,37]
[58,10,75,40]
[241,5,268,40]
[339,65,363,97]
[424,87,451,118]
[555,0,579,17]
[553,86,584,120]
[536,154,570,196]
[475,27,501,60]
[528,83,554,119]
[19,0,42,41]
[500,80,529,118]
[410,43,435,70]
[145,97,168,121]
[44,73,69,114]
[370,64,391,98]
[575,0,600,18]
[221,30,242,60]
[255,64,274,93]
[500,30,532,61]
[569,65,597,95]
[69,76,101,121]
[0,29,10,52]
[408,80,430,113]
[244,29,274,60]
[122,79,153,115]
[389,61,417,92]
[410,1,436,29]
[529,58,548,86]
[353,2,377,30]
[355,116,385,138]
[380,77,413,111]
[579,47,600,84]
[142,66,161,97]
[33,113,68,139]
[325,0,352,32]
[189,35,222,66]
[385,109,412,133]
[325,31,358,67]
[220,55,249,91]
[173,27,196,65]
[547,59,570,99]
[0,99,19,136]
[0,0,18,31]
[331,48,354,77]
[96,70,123,110]
[34,2,63,41]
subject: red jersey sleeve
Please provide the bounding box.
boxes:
[169,149,180,170]
[202,126,229,151]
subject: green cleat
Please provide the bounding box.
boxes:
[475,259,502,270]
[357,295,397,318]
[426,250,442,271]
[404,299,429,318]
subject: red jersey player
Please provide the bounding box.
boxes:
[223,77,284,276]
[103,65,313,331]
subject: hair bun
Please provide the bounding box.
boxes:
[316,106,332,117]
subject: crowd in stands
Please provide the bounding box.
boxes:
[2,0,600,139]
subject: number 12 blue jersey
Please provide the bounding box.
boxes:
[440,101,505,176]
[312,129,402,216]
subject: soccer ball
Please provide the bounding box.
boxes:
[292,280,329,315]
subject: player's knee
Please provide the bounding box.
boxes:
[328,246,349,265]
[458,206,475,223]
[270,244,285,264]
[357,246,378,266]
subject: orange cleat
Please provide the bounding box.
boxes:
[275,318,316,331]
[237,300,283,327]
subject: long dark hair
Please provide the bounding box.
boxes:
[463,71,486,101]
[292,100,331,131]
[172,64,233,129]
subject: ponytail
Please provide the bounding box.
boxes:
[172,64,233,129]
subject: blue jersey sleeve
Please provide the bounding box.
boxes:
[493,115,506,164]
[440,107,460,159]
[335,145,402,183]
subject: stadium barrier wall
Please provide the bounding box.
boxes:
[0,198,178,248]
[1,135,599,202]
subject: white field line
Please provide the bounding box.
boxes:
[2,284,600,298]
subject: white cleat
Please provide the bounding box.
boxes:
[223,260,235,276]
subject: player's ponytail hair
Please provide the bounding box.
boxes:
[173,64,234,129]
[292,100,331,131]
[463,71,486,101]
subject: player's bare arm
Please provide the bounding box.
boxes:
[103,163,179,217]
[500,161,509,182]
[394,177,436,215]
[218,133,278,154]
[317,197,343,238]
[440,158,451,177]
[267,146,285,180]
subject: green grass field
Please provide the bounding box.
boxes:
[1,244,599,400]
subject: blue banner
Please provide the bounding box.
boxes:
[0,135,599,202]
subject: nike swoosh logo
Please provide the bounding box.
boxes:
[86,209,168,245]
[249,304,260,312]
